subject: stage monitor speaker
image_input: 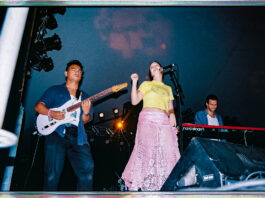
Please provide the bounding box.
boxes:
[161,137,265,191]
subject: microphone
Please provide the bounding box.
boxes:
[159,64,177,72]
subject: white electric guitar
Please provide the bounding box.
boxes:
[36,82,128,135]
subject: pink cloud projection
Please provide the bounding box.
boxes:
[94,8,171,58]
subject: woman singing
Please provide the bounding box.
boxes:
[122,61,181,191]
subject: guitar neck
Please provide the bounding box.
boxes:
[67,88,112,112]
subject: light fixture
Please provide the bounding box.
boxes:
[32,33,62,53]
[29,7,65,72]
[113,108,119,118]
[29,51,42,71]
[43,14,58,30]
[98,112,104,121]
[40,55,54,72]
[43,34,62,51]
[29,51,54,72]
[115,120,124,130]
[39,7,66,18]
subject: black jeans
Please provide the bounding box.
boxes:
[43,130,94,191]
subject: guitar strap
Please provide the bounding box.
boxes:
[76,89,81,100]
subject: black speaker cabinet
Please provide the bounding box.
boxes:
[161,137,265,191]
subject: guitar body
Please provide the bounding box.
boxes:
[36,100,78,136]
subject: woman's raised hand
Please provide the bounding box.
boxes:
[131,73,139,82]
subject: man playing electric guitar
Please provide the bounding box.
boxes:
[35,60,94,191]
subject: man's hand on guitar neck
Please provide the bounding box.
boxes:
[81,99,92,124]
[81,99,91,114]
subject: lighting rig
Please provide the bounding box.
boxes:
[86,106,135,147]
[29,7,66,72]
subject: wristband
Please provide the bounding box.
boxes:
[48,109,51,116]
[83,112,90,116]
[48,109,52,121]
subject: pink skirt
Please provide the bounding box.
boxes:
[121,110,181,191]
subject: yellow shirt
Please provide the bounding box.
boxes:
[138,81,174,113]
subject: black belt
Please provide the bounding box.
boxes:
[65,126,78,137]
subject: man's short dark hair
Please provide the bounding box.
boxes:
[206,94,218,104]
[66,60,83,71]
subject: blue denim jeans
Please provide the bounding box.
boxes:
[43,131,94,191]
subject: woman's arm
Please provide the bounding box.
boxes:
[168,100,177,127]
[131,73,143,105]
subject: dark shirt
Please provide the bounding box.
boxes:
[194,109,224,126]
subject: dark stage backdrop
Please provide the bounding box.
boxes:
[8,6,265,190]
[24,6,265,131]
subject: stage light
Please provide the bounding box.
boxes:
[113,108,119,118]
[99,112,104,121]
[43,34,62,51]
[29,51,42,71]
[39,7,66,17]
[37,10,58,34]
[29,7,65,73]
[115,120,124,130]
[44,14,58,30]
[33,34,62,53]
[29,51,54,72]
[40,56,54,72]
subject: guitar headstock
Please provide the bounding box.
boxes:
[112,82,128,93]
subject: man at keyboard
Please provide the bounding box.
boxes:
[194,94,224,126]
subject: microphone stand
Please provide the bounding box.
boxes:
[165,66,185,155]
